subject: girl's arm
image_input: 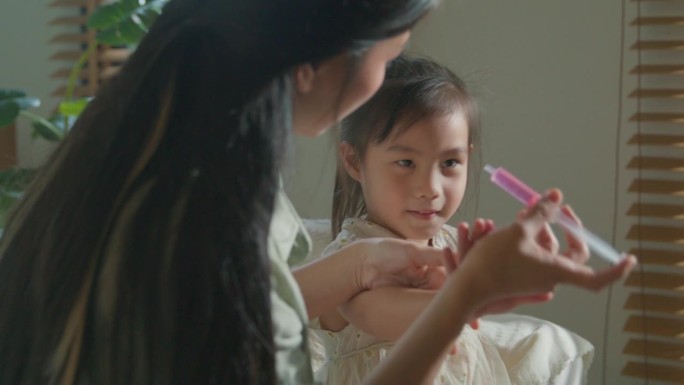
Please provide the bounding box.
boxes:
[292,238,447,320]
[363,190,637,385]
[339,287,436,341]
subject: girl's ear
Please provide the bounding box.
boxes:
[293,63,316,94]
[339,141,362,182]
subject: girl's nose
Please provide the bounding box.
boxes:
[414,169,440,200]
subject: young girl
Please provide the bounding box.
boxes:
[309,56,595,385]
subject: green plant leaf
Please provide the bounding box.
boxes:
[0,89,26,101]
[0,100,20,129]
[88,0,167,46]
[96,16,147,46]
[87,3,130,30]
[59,98,90,117]
[0,168,35,228]
[30,114,65,142]
[13,97,40,110]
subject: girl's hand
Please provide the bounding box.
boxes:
[451,219,494,330]
[456,218,495,264]
[358,238,447,291]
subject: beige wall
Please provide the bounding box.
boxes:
[289,1,642,384]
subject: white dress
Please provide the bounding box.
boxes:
[307,218,594,385]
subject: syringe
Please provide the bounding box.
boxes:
[484,164,624,264]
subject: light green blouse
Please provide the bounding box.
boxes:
[268,190,316,384]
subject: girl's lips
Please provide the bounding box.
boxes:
[407,210,438,220]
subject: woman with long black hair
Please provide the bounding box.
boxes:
[0,1,635,384]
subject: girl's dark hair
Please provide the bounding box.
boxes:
[0,1,436,384]
[332,55,480,236]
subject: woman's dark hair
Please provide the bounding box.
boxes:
[0,1,436,384]
[332,55,480,236]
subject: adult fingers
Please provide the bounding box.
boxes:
[520,189,563,236]
[409,243,447,268]
[559,205,590,263]
[555,254,637,291]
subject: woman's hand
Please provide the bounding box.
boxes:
[455,189,636,312]
[358,238,448,291]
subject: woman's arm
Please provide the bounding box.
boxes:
[292,239,447,320]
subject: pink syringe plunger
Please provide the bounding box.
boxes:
[484,165,540,207]
[483,164,623,264]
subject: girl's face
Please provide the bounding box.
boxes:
[344,112,470,244]
[292,32,411,137]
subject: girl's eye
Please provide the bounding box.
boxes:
[443,159,461,168]
[396,160,414,168]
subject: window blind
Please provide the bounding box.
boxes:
[621,0,684,383]
[49,0,130,99]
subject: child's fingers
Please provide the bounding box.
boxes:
[443,248,459,273]
[457,222,471,254]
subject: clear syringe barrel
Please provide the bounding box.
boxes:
[484,165,623,264]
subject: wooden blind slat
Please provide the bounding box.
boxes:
[627,224,684,243]
[629,89,684,99]
[629,179,684,195]
[625,293,684,315]
[631,40,684,50]
[627,203,684,219]
[50,50,83,62]
[629,248,684,267]
[624,271,684,291]
[628,134,684,147]
[100,48,132,63]
[627,156,684,171]
[50,68,89,80]
[631,17,684,26]
[50,33,89,44]
[624,315,684,338]
[629,112,684,123]
[631,65,684,75]
[623,361,684,382]
[49,0,88,6]
[50,15,87,25]
[51,85,93,98]
[624,338,684,362]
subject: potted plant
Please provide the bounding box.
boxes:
[0,0,168,226]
